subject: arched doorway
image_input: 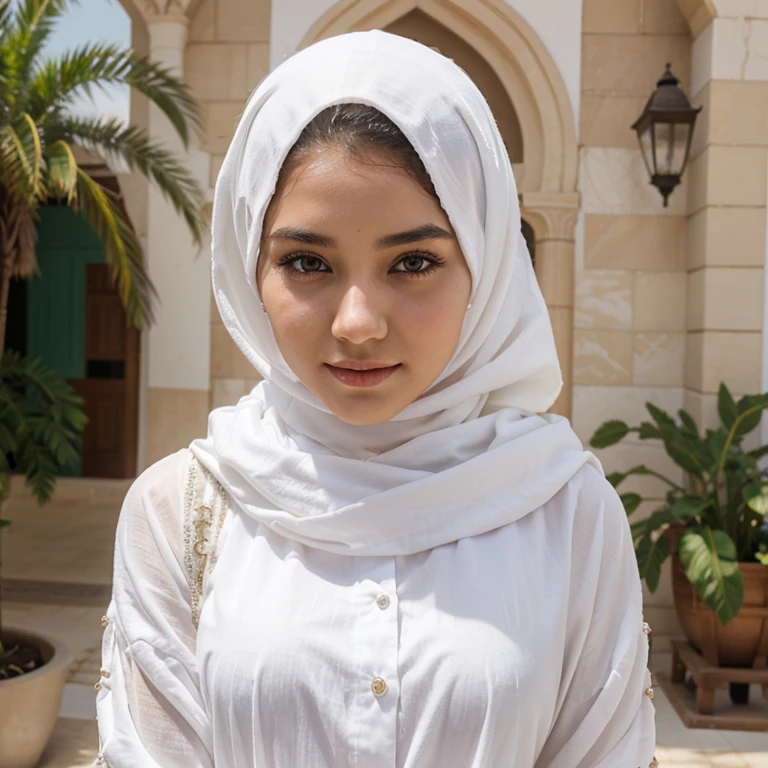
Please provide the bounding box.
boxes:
[300,0,579,416]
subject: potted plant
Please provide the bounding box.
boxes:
[589,383,768,683]
[0,0,205,762]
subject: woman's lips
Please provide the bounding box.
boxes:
[325,363,401,388]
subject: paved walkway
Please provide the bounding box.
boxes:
[4,477,767,766]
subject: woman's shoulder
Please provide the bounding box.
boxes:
[117,449,195,550]
[556,460,630,548]
[125,448,193,510]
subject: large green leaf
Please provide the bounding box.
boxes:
[590,420,629,449]
[718,382,738,430]
[636,532,670,593]
[678,526,744,625]
[620,492,642,516]
[743,481,768,516]
[647,402,708,477]
[678,409,700,439]
[734,394,768,437]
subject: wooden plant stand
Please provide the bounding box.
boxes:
[656,640,768,731]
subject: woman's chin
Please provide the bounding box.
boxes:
[322,395,410,427]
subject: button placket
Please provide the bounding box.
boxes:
[355,558,398,767]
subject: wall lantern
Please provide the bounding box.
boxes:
[631,63,702,207]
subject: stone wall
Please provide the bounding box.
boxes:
[186,0,271,409]
[573,0,694,646]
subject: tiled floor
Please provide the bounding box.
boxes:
[4,477,768,766]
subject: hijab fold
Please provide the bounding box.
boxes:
[190,30,601,556]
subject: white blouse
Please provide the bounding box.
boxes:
[96,448,657,767]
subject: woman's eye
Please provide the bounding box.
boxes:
[394,255,432,273]
[288,255,328,273]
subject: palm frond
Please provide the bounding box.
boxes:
[27,41,127,121]
[7,0,69,115]
[0,114,44,204]
[75,167,156,329]
[43,138,77,203]
[50,116,204,244]
[28,45,201,147]
[124,54,202,148]
[0,0,14,39]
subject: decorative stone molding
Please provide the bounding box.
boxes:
[126,0,191,26]
[520,192,580,243]
[675,0,716,38]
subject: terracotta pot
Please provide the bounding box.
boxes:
[0,627,73,768]
[672,555,768,667]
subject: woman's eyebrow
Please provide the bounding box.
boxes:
[375,224,454,249]
[267,223,454,249]
[268,227,336,247]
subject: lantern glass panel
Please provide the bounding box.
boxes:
[653,121,690,176]
[638,124,655,176]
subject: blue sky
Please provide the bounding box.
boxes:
[44,0,132,121]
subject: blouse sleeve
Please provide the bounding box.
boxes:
[535,465,657,768]
[95,449,214,768]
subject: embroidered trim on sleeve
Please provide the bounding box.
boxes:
[183,457,230,629]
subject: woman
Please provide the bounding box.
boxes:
[96,30,657,767]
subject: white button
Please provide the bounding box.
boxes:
[376,593,390,610]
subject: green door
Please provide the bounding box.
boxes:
[26,206,107,475]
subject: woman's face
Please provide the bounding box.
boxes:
[257,146,472,426]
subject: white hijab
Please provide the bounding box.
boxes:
[191,30,601,556]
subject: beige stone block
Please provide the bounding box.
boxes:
[572,384,683,446]
[582,0,641,34]
[686,267,764,331]
[216,0,269,42]
[687,146,768,213]
[686,205,766,269]
[145,387,209,467]
[633,272,686,331]
[211,377,249,409]
[573,330,633,386]
[246,43,270,91]
[574,270,633,329]
[580,148,688,216]
[641,0,690,35]
[536,240,575,308]
[210,323,255,378]
[685,330,762,394]
[185,44,247,101]
[584,214,686,271]
[204,101,245,154]
[633,332,685,387]
[706,80,768,149]
[580,95,645,149]
[209,153,225,188]
[189,0,215,42]
[581,34,691,97]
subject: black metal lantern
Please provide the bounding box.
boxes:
[631,63,702,207]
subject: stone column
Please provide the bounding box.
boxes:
[521,192,580,419]
[683,4,768,435]
[141,12,212,469]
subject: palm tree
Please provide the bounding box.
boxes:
[0,0,207,648]
[0,0,206,355]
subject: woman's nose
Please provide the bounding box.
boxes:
[331,285,388,344]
